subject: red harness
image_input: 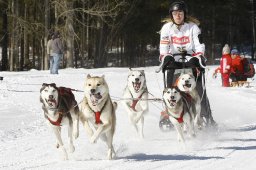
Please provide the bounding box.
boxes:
[130,93,143,111]
[176,110,184,123]
[47,112,63,126]
[94,111,102,124]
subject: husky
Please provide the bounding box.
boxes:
[79,75,117,160]
[122,69,148,138]
[163,87,195,146]
[40,83,79,160]
[176,73,202,128]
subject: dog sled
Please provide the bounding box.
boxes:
[156,52,216,131]
[230,58,255,87]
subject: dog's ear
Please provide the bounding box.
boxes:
[101,75,105,79]
[163,88,168,94]
[129,67,132,71]
[87,74,91,79]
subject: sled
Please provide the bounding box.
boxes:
[230,81,251,87]
[156,52,216,131]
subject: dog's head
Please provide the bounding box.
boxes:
[40,83,59,108]
[163,87,182,108]
[84,74,109,106]
[127,69,146,93]
[177,73,196,92]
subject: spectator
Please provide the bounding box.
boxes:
[47,33,54,74]
[51,31,64,74]
[240,54,249,81]
[230,48,244,82]
[213,44,232,87]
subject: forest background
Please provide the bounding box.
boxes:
[0,0,255,71]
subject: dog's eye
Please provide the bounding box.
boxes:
[52,89,56,92]
[97,84,101,86]
[139,74,142,76]
[174,91,177,93]
[167,91,170,94]
[131,74,134,76]
[44,89,48,92]
[88,84,91,86]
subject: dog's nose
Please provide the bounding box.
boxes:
[49,95,54,99]
[171,96,174,99]
[185,80,189,84]
[90,89,96,94]
[135,78,139,82]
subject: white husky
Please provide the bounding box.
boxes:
[79,75,117,160]
[40,83,79,160]
[163,87,195,146]
[176,73,202,128]
[122,69,148,138]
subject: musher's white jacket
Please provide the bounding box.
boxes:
[159,21,205,61]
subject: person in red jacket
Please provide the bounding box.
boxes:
[213,44,232,87]
[230,48,244,82]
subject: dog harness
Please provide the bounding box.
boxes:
[44,87,76,127]
[129,90,147,111]
[87,96,109,124]
[166,109,184,123]
[176,110,184,123]
[47,112,63,126]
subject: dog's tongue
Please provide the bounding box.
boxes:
[183,84,190,91]
[90,93,102,105]
[133,82,141,91]
[47,99,57,107]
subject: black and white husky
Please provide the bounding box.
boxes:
[122,69,148,138]
[163,87,195,146]
[176,73,202,128]
[40,83,79,160]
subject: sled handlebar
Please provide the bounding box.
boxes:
[155,53,192,73]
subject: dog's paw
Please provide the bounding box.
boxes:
[60,147,68,160]
[107,149,115,160]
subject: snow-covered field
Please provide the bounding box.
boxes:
[0,66,256,170]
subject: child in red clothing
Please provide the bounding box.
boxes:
[213,44,232,87]
[230,49,244,82]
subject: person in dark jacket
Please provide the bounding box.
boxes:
[51,31,64,74]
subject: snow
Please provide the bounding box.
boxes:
[0,66,256,170]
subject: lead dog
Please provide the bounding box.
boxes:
[122,69,148,138]
[176,73,202,128]
[79,75,117,160]
[40,83,79,160]
[163,87,195,146]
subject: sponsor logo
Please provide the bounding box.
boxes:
[171,36,190,45]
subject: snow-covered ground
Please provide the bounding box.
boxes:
[0,66,256,170]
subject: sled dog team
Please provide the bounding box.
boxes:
[40,69,203,160]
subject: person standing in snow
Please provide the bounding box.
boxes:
[51,31,64,74]
[213,44,232,87]
[47,33,54,74]
[159,0,215,125]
